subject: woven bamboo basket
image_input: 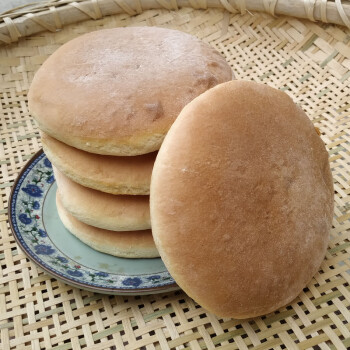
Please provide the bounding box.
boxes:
[1,0,350,349]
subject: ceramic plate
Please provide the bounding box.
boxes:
[9,150,178,294]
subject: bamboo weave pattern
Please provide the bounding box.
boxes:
[0,5,350,350]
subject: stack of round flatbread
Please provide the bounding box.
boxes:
[28,26,232,259]
[29,26,334,319]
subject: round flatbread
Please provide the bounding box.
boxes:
[43,132,155,195]
[56,192,158,258]
[53,166,150,231]
[150,80,334,318]
[29,27,233,155]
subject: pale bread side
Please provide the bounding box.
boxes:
[42,132,154,195]
[53,166,151,231]
[56,192,159,258]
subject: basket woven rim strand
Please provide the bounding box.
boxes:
[0,0,350,46]
[1,1,350,349]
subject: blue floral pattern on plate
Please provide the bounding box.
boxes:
[9,151,177,294]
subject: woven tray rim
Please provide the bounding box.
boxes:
[0,0,350,46]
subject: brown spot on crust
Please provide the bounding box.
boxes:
[126,113,134,121]
[207,75,219,88]
[208,61,219,68]
[144,101,164,121]
[195,74,218,89]
[315,127,321,136]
